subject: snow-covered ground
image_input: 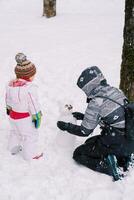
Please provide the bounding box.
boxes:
[1,0,134,200]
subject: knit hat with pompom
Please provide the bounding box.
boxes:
[15,53,36,79]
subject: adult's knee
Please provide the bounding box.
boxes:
[73,146,81,161]
[73,144,87,163]
[73,145,84,162]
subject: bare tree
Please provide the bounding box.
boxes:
[120,0,134,100]
[43,0,56,18]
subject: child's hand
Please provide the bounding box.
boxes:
[32,111,42,128]
[6,105,12,115]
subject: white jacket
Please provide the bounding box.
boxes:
[6,79,41,115]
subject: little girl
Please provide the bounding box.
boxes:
[6,53,43,160]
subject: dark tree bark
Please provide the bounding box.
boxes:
[43,0,56,18]
[120,0,134,101]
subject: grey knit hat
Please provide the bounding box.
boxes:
[15,53,36,79]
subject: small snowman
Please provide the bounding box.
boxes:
[55,103,77,155]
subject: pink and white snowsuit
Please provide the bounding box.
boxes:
[6,79,42,160]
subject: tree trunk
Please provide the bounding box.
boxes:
[43,0,56,18]
[120,0,134,101]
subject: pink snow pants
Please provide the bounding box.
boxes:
[8,116,39,160]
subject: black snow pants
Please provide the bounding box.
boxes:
[73,132,131,174]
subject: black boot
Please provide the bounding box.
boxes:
[117,155,131,172]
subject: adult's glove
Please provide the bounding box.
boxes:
[57,121,69,131]
[32,111,42,129]
[57,121,91,136]
[72,112,84,120]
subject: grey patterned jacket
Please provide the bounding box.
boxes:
[76,66,126,136]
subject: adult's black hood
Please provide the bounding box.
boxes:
[77,66,107,97]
